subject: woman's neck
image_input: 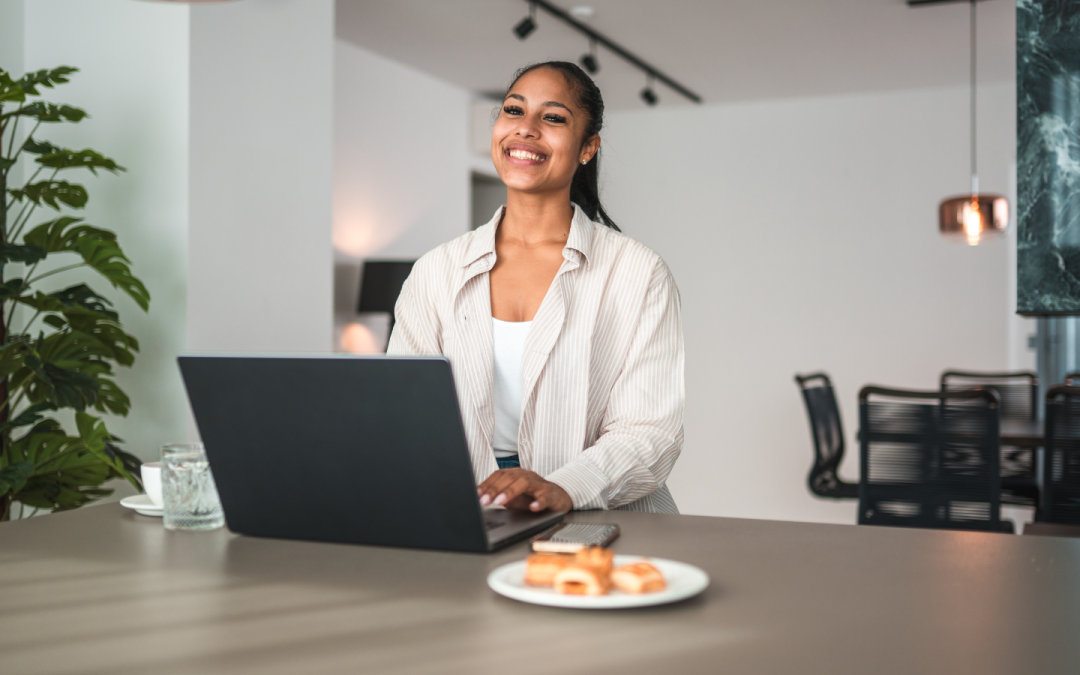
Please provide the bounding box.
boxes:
[499,188,574,246]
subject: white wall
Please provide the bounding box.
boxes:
[332,40,472,349]
[13,0,190,463]
[603,83,1016,523]
[188,0,334,354]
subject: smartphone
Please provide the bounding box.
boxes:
[531,522,620,553]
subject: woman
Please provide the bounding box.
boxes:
[388,62,683,513]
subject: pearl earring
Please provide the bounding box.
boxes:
[581,159,588,165]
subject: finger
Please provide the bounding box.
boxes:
[528,483,551,512]
[493,475,535,506]
[478,470,524,505]
[503,494,534,511]
[477,470,508,495]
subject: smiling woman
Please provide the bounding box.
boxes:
[387,62,684,514]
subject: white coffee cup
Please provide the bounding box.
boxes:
[141,461,162,507]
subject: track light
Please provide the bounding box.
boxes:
[514,0,701,104]
[580,39,599,74]
[640,75,658,106]
[514,3,537,39]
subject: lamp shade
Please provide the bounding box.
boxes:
[938,194,1008,246]
[357,261,415,315]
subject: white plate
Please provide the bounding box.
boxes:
[487,555,709,609]
[120,494,163,517]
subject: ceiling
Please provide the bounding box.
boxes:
[336,0,1015,111]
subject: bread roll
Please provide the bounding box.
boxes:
[524,553,574,587]
[553,564,611,596]
[611,561,666,594]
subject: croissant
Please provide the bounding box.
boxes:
[610,561,666,594]
[553,563,611,596]
[524,553,575,587]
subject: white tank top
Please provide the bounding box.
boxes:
[492,317,532,458]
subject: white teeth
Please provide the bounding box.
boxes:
[508,149,545,161]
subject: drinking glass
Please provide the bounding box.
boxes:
[161,443,224,531]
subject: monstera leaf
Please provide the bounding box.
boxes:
[7,180,89,210]
[4,101,88,124]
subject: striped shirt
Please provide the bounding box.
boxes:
[387,204,683,513]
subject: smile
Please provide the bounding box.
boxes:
[505,148,548,163]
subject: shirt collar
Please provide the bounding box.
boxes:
[462,202,596,270]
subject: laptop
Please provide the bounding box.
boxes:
[177,355,565,553]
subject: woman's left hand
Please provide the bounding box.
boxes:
[477,469,573,512]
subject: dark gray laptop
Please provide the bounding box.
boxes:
[178,355,564,553]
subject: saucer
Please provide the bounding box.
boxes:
[120,494,163,517]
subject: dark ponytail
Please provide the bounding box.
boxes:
[507,61,620,231]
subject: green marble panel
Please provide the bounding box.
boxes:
[1017,0,1080,315]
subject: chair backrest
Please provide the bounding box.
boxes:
[795,373,847,496]
[1065,373,1080,386]
[1042,385,1080,524]
[859,386,1002,531]
[940,370,1037,422]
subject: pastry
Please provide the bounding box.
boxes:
[573,546,614,575]
[610,561,666,594]
[553,564,612,596]
[524,552,575,587]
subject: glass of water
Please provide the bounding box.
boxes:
[161,443,224,531]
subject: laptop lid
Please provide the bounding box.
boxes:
[178,355,493,552]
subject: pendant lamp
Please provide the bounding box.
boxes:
[938,0,1007,245]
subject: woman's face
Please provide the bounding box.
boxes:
[491,67,599,196]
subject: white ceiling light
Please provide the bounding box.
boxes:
[569,6,595,22]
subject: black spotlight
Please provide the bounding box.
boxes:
[514,16,536,39]
[580,39,599,74]
[514,4,536,39]
[640,87,658,106]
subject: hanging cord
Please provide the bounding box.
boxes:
[970,0,978,196]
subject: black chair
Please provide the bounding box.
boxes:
[1040,385,1080,524]
[795,373,858,499]
[858,385,1010,532]
[941,370,1039,507]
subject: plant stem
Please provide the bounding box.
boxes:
[20,308,42,334]
[27,262,85,285]
[4,115,18,163]
[5,168,57,242]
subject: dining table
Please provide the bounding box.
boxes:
[3,503,1080,674]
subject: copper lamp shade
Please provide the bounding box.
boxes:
[938,194,1008,245]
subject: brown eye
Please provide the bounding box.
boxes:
[545,114,566,123]
[503,106,523,116]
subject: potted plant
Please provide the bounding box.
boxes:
[0,65,149,520]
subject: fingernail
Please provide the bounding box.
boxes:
[530,501,541,510]
[494,493,507,506]
[479,494,491,506]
